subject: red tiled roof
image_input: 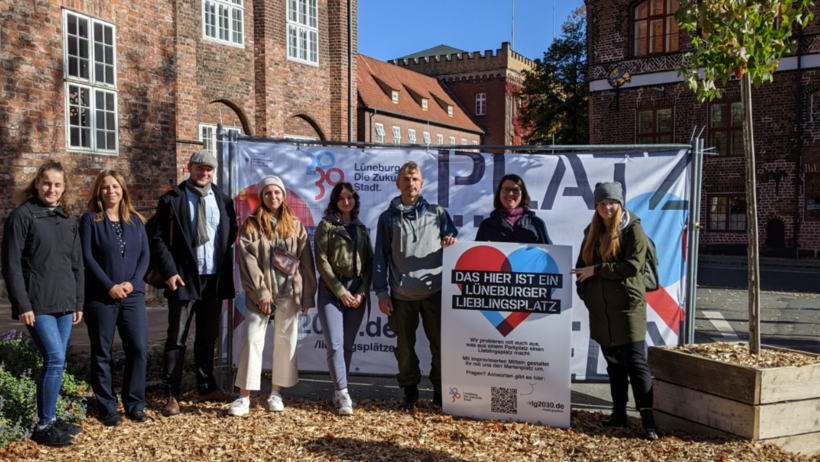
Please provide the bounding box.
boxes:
[357,54,483,133]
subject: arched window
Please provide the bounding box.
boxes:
[634,0,679,56]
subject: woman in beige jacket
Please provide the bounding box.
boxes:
[229,176,317,416]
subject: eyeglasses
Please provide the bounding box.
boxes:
[501,188,522,196]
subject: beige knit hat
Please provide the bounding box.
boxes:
[257,175,286,202]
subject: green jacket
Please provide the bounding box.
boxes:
[575,210,648,347]
[314,215,374,299]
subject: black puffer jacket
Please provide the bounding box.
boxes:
[474,210,551,244]
[1,197,84,319]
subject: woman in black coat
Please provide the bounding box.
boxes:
[1,159,84,447]
[475,174,551,244]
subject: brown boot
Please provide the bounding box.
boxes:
[162,396,180,416]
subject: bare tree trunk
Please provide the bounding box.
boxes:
[741,73,761,355]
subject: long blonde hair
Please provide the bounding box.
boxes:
[244,201,298,241]
[581,205,624,265]
[88,170,146,225]
[13,159,77,215]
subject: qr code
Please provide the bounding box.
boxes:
[491,386,517,414]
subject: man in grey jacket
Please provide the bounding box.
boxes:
[373,161,457,409]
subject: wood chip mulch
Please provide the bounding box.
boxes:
[676,341,820,369]
[1,392,817,461]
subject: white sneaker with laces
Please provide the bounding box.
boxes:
[333,392,356,408]
[228,396,250,416]
[337,391,354,416]
[267,394,285,412]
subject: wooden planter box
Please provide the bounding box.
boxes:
[649,345,820,456]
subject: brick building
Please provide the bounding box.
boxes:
[586,0,820,257]
[0,0,356,215]
[357,54,482,148]
[390,42,533,148]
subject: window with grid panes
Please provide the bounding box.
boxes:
[374,123,385,143]
[475,93,486,116]
[287,0,318,64]
[636,108,673,143]
[204,0,244,46]
[63,10,118,154]
[710,101,744,156]
[449,136,456,145]
[392,126,401,144]
[408,129,416,144]
[199,124,241,158]
[634,0,679,56]
[423,131,431,144]
[437,134,444,145]
[708,195,746,231]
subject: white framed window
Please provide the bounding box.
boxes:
[449,136,456,145]
[408,129,416,144]
[472,140,478,145]
[475,93,486,116]
[437,134,444,145]
[203,0,244,46]
[200,124,241,158]
[421,98,428,111]
[447,105,453,117]
[391,90,399,103]
[392,126,401,144]
[461,138,467,145]
[423,131,431,144]
[374,123,385,143]
[63,10,118,154]
[287,0,319,65]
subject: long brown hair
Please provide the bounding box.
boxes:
[493,174,531,210]
[88,170,146,224]
[322,182,360,220]
[13,159,77,215]
[581,205,624,265]
[245,186,298,240]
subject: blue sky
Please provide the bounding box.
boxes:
[358,0,585,62]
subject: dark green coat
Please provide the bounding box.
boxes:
[575,210,648,347]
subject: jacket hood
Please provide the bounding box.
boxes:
[388,195,429,219]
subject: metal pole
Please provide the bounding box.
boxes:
[684,137,704,344]
[511,0,515,51]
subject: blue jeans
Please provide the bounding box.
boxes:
[316,278,367,390]
[26,313,73,426]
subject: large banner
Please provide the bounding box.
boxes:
[223,143,690,380]
[441,241,573,426]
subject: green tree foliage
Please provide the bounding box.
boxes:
[676,0,814,102]
[518,7,588,145]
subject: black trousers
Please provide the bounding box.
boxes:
[162,275,223,396]
[85,294,149,417]
[600,340,654,410]
[387,292,442,390]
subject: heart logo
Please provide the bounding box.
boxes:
[454,246,559,337]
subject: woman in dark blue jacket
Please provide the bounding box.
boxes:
[80,170,150,426]
[475,174,551,244]
[1,159,84,447]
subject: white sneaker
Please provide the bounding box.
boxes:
[267,394,285,412]
[333,392,356,408]
[337,391,354,416]
[228,397,250,416]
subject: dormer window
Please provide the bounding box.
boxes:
[421,98,428,111]
[447,105,453,117]
[391,90,399,103]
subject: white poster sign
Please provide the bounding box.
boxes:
[223,143,691,380]
[441,241,573,426]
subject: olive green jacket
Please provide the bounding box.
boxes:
[575,210,648,347]
[238,215,317,310]
[313,215,373,299]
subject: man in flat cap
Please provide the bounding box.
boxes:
[149,149,238,416]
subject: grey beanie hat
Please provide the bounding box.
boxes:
[257,175,286,202]
[189,149,218,169]
[594,182,624,205]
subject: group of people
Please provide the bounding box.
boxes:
[1,151,658,447]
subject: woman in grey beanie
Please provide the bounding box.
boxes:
[571,181,658,440]
[229,176,317,416]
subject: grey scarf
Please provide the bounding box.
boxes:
[186,179,212,247]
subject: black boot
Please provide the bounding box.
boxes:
[602,402,628,427]
[640,409,659,440]
[401,385,419,410]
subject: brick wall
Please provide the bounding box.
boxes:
[587,0,820,256]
